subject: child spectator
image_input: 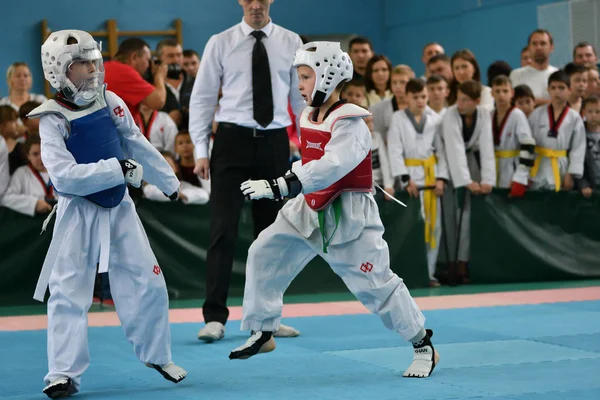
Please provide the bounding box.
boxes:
[175,131,210,189]
[512,84,536,117]
[577,95,600,198]
[138,103,178,154]
[426,75,449,118]
[529,70,586,192]
[18,101,42,138]
[564,62,589,113]
[144,151,209,204]
[0,105,25,174]
[363,115,394,198]
[370,65,415,141]
[0,136,55,216]
[340,79,368,108]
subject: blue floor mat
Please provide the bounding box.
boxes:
[2,300,600,399]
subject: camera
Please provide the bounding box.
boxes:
[152,57,183,80]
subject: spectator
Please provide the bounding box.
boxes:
[564,62,589,113]
[0,105,25,174]
[340,79,368,108]
[448,49,494,111]
[487,60,512,86]
[586,67,600,97]
[174,131,209,189]
[156,39,195,129]
[365,54,393,107]
[578,95,600,198]
[520,46,532,67]
[182,49,201,78]
[363,114,393,199]
[348,36,373,81]
[510,29,558,105]
[144,151,209,204]
[529,71,585,192]
[104,38,168,126]
[189,0,302,341]
[0,136,55,216]
[0,131,8,196]
[420,42,444,80]
[18,101,42,138]
[442,80,496,283]
[138,103,178,154]
[573,42,598,68]
[0,62,47,137]
[426,74,449,117]
[512,84,536,117]
[427,54,453,84]
[370,64,414,140]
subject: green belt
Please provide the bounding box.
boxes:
[317,196,343,253]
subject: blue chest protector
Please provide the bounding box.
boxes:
[65,106,126,208]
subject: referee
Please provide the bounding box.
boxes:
[189,0,305,342]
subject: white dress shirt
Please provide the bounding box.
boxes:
[189,18,305,159]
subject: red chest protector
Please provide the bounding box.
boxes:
[300,102,373,211]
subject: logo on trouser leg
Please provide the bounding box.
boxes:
[153,265,161,275]
[360,262,373,273]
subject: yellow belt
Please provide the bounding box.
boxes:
[494,150,520,182]
[404,155,437,249]
[530,146,567,192]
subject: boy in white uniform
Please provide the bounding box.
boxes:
[387,78,447,286]
[227,42,439,379]
[442,80,496,282]
[489,75,535,194]
[529,70,586,191]
[28,30,186,398]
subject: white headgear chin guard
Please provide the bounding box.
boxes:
[293,41,353,107]
[41,30,105,106]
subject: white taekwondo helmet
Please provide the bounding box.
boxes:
[293,41,353,107]
[41,29,105,106]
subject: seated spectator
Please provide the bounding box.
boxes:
[340,79,368,108]
[156,39,195,130]
[487,60,512,86]
[512,84,536,117]
[0,136,55,216]
[138,103,178,154]
[0,105,25,174]
[103,38,168,126]
[174,131,210,189]
[578,95,600,198]
[427,54,453,84]
[365,55,393,107]
[182,49,200,79]
[448,49,494,111]
[564,62,589,113]
[18,101,42,138]
[0,62,47,138]
[143,151,209,205]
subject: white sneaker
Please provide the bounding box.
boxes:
[43,377,77,398]
[403,329,440,378]
[229,331,276,360]
[146,361,187,383]
[274,323,300,337]
[198,321,225,342]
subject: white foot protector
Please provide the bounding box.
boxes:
[146,361,187,383]
[43,377,77,398]
[229,331,276,360]
[403,343,440,378]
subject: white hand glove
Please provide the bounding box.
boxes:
[240,179,276,200]
[119,159,143,188]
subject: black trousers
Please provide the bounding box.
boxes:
[203,123,290,324]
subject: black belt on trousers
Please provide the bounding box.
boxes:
[218,122,287,138]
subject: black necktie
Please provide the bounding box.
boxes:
[251,30,274,128]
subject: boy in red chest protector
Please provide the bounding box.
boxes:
[229,42,439,378]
